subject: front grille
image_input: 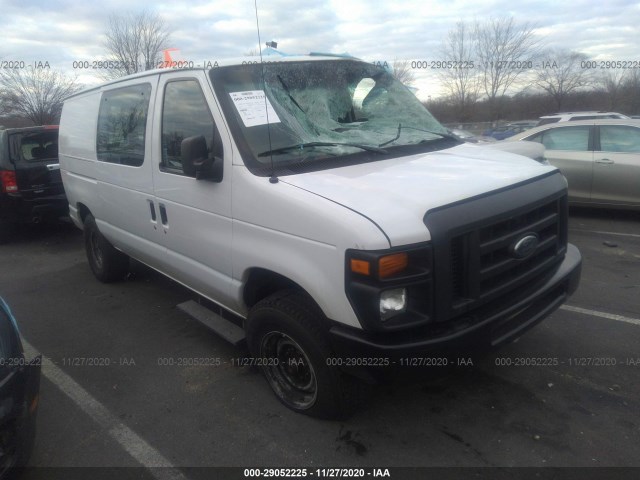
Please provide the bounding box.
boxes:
[450,235,466,300]
[424,172,569,324]
[450,197,565,311]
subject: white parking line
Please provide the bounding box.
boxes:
[560,305,640,327]
[22,340,187,480]
[569,229,640,239]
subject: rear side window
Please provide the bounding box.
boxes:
[599,125,640,152]
[97,83,151,167]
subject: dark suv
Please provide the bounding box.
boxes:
[0,126,67,243]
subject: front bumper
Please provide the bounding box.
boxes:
[328,244,581,379]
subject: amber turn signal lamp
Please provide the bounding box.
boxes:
[350,259,371,276]
[378,253,408,279]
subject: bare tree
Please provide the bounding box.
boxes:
[474,17,540,119]
[0,67,81,125]
[0,90,7,117]
[534,50,593,110]
[438,22,480,121]
[621,68,640,114]
[598,70,628,110]
[103,10,171,78]
[391,58,416,86]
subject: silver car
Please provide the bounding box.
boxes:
[507,119,640,209]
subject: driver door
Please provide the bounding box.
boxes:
[149,71,235,307]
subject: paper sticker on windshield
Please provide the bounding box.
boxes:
[230,91,281,127]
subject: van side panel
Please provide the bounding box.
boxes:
[59,92,99,163]
[59,91,101,227]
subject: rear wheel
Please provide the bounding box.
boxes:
[83,214,129,282]
[247,290,367,419]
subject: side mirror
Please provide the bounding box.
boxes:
[181,135,223,182]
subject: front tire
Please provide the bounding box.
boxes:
[83,214,129,282]
[247,290,366,419]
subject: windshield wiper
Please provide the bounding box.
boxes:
[277,75,306,114]
[258,142,388,157]
[379,124,461,147]
[411,127,460,142]
[379,123,402,147]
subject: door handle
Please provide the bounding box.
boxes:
[595,158,615,165]
[148,200,157,222]
[159,204,168,226]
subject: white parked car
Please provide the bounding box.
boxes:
[59,55,582,418]
[536,111,629,126]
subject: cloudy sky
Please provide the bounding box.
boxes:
[1,0,639,99]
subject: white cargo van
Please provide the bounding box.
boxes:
[59,56,581,418]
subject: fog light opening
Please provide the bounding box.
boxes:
[380,288,407,321]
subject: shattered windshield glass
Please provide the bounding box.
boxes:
[211,59,454,173]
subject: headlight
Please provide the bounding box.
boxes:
[345,243,433,332]
[380,288,407,321]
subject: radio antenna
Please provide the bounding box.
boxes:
[253,0,278,183]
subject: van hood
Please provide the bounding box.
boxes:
[280,143,559,246]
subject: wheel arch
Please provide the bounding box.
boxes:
[77,202,92,225]
[243,268,312,310]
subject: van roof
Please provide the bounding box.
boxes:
[64,54,360,100]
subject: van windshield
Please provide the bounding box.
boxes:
[210,59,457,175]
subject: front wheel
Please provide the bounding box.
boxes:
[83,214,129,282]
[247,290,367,419]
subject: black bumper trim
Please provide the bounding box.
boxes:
[1,193,68,223]
[329,243,581,360]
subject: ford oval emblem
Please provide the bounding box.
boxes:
[511,233,539,259]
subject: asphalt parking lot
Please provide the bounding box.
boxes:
[2,207,639,478]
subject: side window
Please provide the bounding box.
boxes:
[161,80,217,174]
[538,126,590,151]
[97,83,151,167]
[599,125,640,152]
